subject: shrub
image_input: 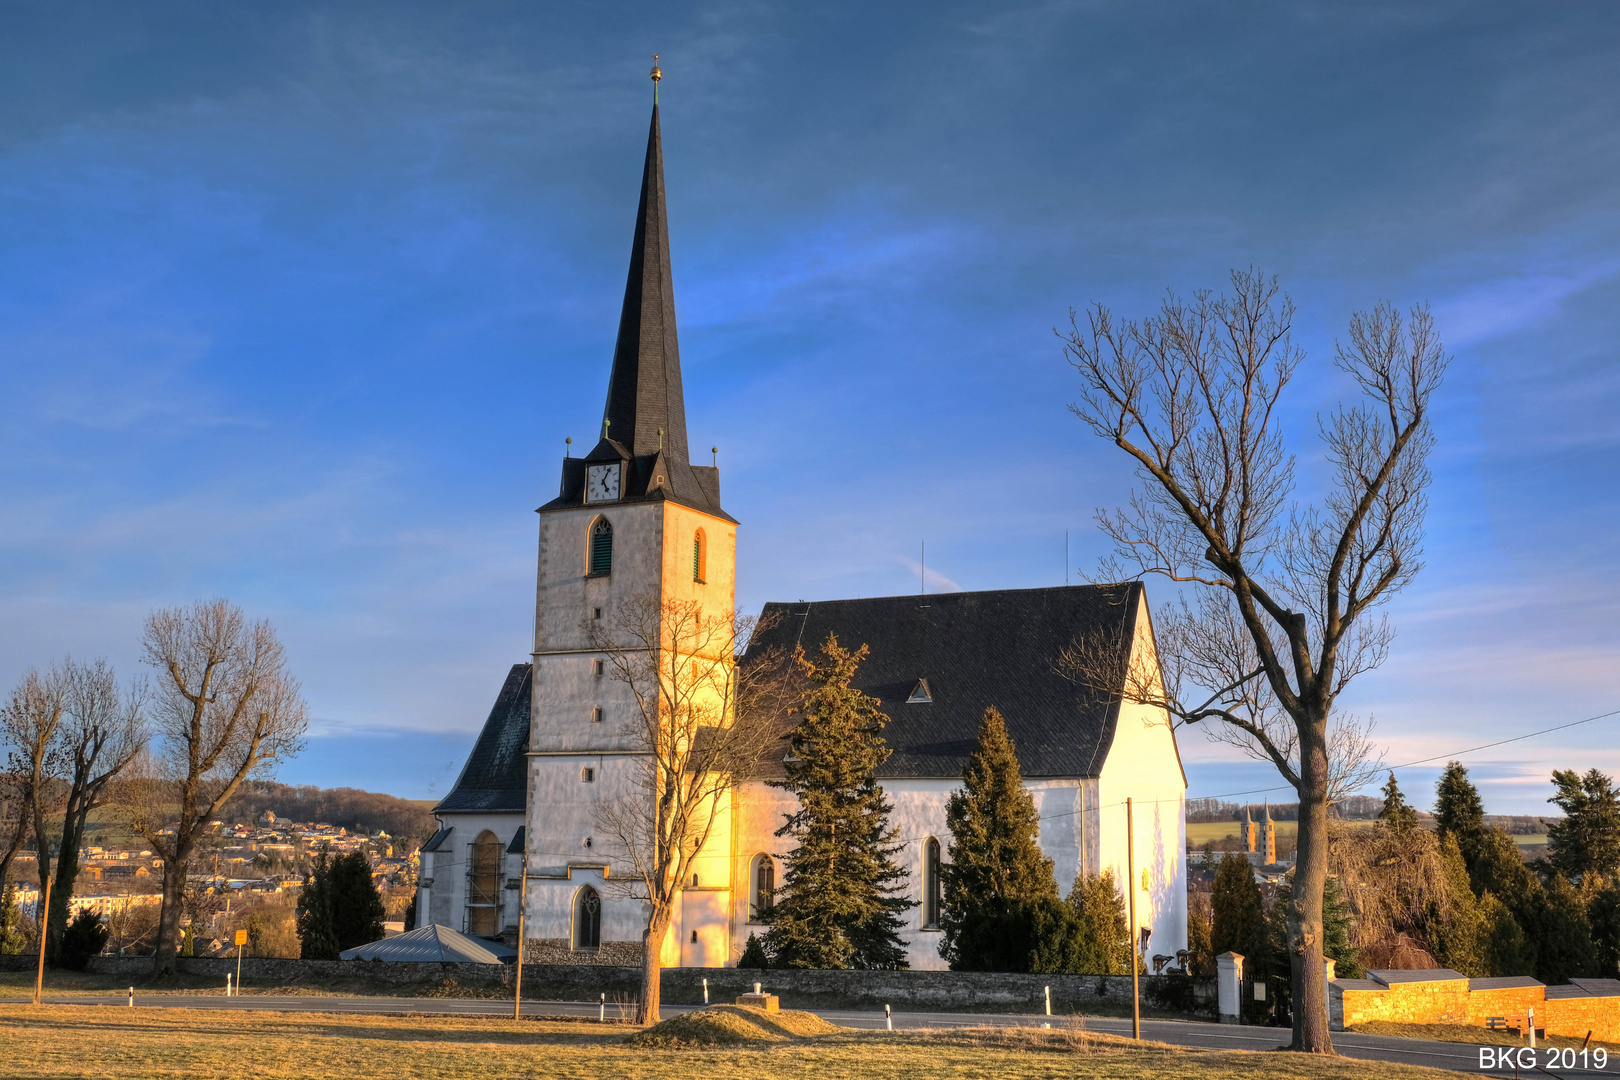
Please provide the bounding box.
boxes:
[58,911,109,970]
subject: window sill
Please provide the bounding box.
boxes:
[585,571,611,579]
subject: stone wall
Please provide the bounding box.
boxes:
[1335,979,1469,1027]
[1466,985,1545,1027]
[1542,995,1620,1043]
[524,939,641,967]
[58,954,1211,1016]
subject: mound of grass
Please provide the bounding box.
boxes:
[628,1005,841,1047]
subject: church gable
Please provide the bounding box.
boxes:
[433,663,532,814]
[748,583,1146,780]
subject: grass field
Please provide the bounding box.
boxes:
[1350,1021,1617,1052]
[0,1005,1463,1080]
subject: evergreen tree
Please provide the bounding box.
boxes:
[939,706,1060,971]
[1378,772,1418,834]
[326,851,386,951]
[765,636,912,969]
[1471,828,1543,926]
[297,850,340,960]
[1434,762,1487,867]
[1587,881,1620,979]
[1547,769,1620,884]
[1186,886,1215,976]
[1431,833,1488,977]
[0,885,26,955]
[1534,873,1595,985]
[1068,869,1133,974]
[1478,893,1534,977]
[737,933,770,969]
[57,911,109,970]
[1211,852,1264,962]
[403,888,417,933]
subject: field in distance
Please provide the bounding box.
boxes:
[1185,820,1548,849]
[0,1005,1459,1080]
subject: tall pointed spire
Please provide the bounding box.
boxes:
[599,104,689,467]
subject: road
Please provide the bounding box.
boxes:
[20,992,1608,1077]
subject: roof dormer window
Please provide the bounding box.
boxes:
[907,678,933,704]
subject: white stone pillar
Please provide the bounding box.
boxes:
[1217,951,1245,1024]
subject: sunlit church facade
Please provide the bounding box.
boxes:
[416,103,1188,971]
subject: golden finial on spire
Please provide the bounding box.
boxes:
[650,54,662,104]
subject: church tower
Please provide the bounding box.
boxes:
[522,103,738,965]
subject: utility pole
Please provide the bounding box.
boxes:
[1127,796,1139,1040]
[513,856,528,1021]
[33,871,53,1006]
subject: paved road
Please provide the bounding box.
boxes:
[22,993,1610,1077]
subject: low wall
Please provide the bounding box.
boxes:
[1543,995,1620,1043]
[65,955,1212,1016]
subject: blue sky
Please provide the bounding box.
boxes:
[2,2,1616,812]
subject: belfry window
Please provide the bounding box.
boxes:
[573,885,601,951]
[589,518,613,575]
[922,837,942,929]
[692,529,706,583]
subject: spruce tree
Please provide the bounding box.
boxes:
[1587,882,1620,978]
[1432,833,1487,977]
[765,635,912,969]
[1068,869,1133,974]
[297,850,340,960]
[939,706,1060,971]
[1378,772,1418,834]
[1211,852,1264,961]
[1479,893,1534,977]
[1535,873,1595,984]
[1471,828,1543,925]
[1434,762,1487,867]
[327,851,386,951]
[1547,769,1620,884]
[738,932,770,969]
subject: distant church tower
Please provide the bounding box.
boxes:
[1243,807,1256,854]
[1263,802,1276,865]
[522,102,738,964]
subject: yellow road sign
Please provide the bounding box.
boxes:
[234,930,248,946]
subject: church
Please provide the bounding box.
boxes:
[415,99,1188,972]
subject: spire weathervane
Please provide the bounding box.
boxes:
[650,55,661,103]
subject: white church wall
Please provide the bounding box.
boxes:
[418,812,524,935]
[1096,591,1188,965]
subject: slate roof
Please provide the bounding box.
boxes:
[747,583,1175,781]
[1551,978,1620,998]
[539,104,729,522]
[432,664,531,814]
[1368,968,1467,985]
[1468,976,1544,991]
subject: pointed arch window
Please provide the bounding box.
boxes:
[750,854,775,922]
[467,830,501,936]
[922,837,942,929]
[573,885,601,951]
[589,518,613,576]
[692,529,706,584]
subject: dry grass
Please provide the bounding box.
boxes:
[628,1004,842,1046]
[0,1004,1467,1080]
[1350,1020,1620,1052]
[0,969,511,1000]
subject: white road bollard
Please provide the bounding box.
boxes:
[1529,1007,1536,1048]
[127,987,133,1008]
[1045,985,1051,1017]
[225,973,232,997]
[599,993,606,1023]
[703,978,709,1005]
[885,1004,892,1031]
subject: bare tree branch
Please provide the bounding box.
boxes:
[1061,269,1447,1053]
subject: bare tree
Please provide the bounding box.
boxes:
[1061,269,1447,1053]
[0,667,66,912]
[586,594,789,1024]
[45,659,148,962]
[132,600,308,977]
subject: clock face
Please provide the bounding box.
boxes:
[586,463,621,502]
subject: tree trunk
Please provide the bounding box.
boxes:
[1289,719,1334,1053]
[47,812,89,966]
[150,853,188,978]
[638,908,670,1025]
